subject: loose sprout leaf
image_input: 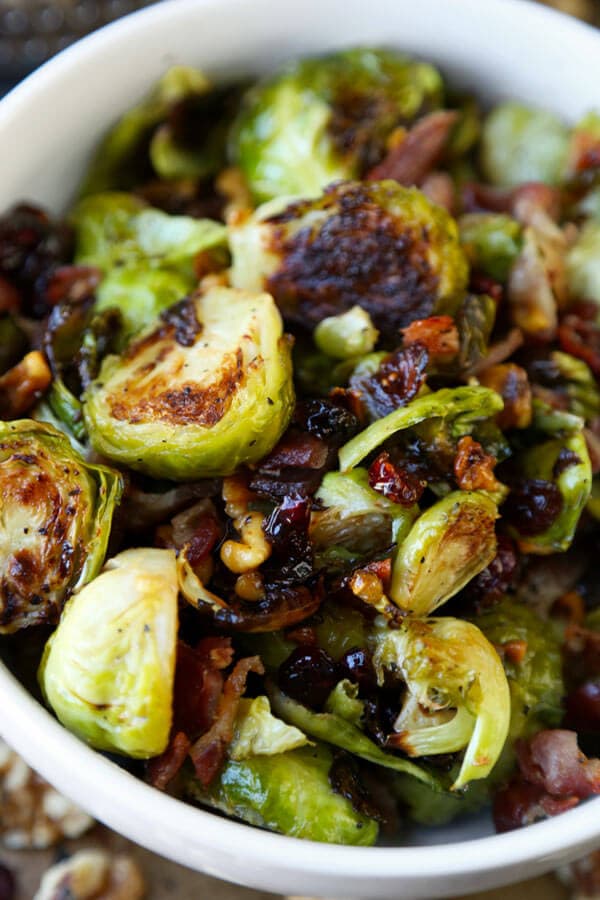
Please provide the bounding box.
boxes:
[311,468,418,553]
[338,386,503,471]
[80,66,212,195]
[0,420,123,633]
[390,491,498,615]
[71,193,227,339]
[269,684,439,788]
[185,744,379,845]
[314,306,379,360]
[229,696,311,760]
[83,286,295,480]
[480,102,570,187]
[371,617,510,790]
[230,47,443,202]
[324,679,365,727]
[39,548,178,758]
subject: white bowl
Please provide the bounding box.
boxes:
[1,0,600,896]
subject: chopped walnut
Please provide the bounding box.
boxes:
[478,362,532,430]
[454,436,501,493]
[558,849,600,899]
[34,850,145,900]
[0,739,93,849]
[0,351,52,419]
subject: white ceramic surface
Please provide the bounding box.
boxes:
[0,0,599,896]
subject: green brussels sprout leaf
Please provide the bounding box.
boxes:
[229,695,311,761]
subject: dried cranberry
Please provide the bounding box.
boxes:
[465,535,518,608]
[263,495,313,584]
[565,682,600,733]
[351,343,428,419]
[0,863,15,900]
[339,648,377,692]
[278,646,338,709]
[294,399,359,446]
[502,479,563,536]
[368,452,426,506]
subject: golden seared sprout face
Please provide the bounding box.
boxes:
[0,421,122,634]
[229,180,468,335]
[83,286,294,480]
[39,548,178,758]
[390,491,498,616]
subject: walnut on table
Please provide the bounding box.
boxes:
[0,739,93,850]
[34,850,145,900]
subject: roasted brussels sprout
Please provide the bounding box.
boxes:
[390,491,498,615]
[80,66,223,194]
[0,420,122,633]
[185,744,379,844]
[71,193,226,339]
[459,213,523,282]
[474,599,564,741]
[39,548,178,758]
[83,286,294,479]
[314,306,379,359]
[230,47,443,202]
[566,221,600,305]
[311,468,418,555]
[505,430,591,554]
[229,180,468,334]
[269,683,438,787]
[372,617,510,789]
[480,102,570,186]
[338,385,503,471]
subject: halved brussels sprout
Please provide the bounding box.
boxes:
[230,47,443,202]
[507,430,591,554]
[566,221,600,305]
[269,684,438,787]
[338,385,503,471]
[311,468,418,554]
[0,420,122,633]
[83,286,294,479]
[390,491,498,615]
[229,180,468,334]
[185,744,379,845]
[229,695,310,761]
[39,548,178,758]
[459,213,523,282]
[372,616,510,789]
[80,66,213,195]
[71,193,227,339]
[480,102,570,186]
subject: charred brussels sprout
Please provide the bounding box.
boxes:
[372,617,510,789]
[185,744,379,845]
[83,286,294,479]
[0,420,122,633]
[390,491,498,615]
[39,548,178,758]
[459,213,523,282]
[71,193,226,339]
[566,221,600,305]
[229,180,468,334]
[230,47,443,202]
[480,102,570,187]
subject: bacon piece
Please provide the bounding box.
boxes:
[173,639,232,739]
[148,732,192,791]
[45,265,101,306]
[401,315,459,363]
[493,779,579,833]
[517,730,600,799]
[478,362,532,430]
[190,655,264,786]
[559,314,600,378]
[453,436,500,492]
[367,111,458,185]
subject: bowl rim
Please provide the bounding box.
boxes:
[1,0,600,885]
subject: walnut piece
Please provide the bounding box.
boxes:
[34,850,145,900]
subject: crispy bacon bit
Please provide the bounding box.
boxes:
[351,343,429,419]
[0,351,52,418]
[464,534,518,609]
[517,730,600,798]
[368,452,427,506]
[478,363,532,430]
[502,478,563,537]
[367,111,458,185]
[173,639,232,739]
[401,315,459,362]
[148,732,192,791]
[493,779,579,833]
[183,516,221,570]
[261,433,329,470]
[565,682,600,734]
[559,314,600,377]
[45,265,101,306]
[453,436,500,492]
[190,655,264,786]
